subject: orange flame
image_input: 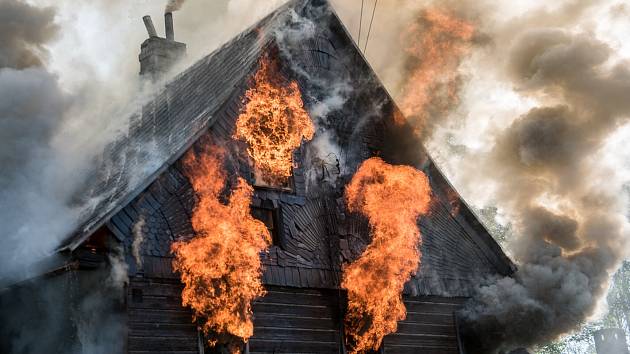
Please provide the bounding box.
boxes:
[342,157,432,353]
[234,55,315,186]
[399,8,474,132]
[171,143,271,352]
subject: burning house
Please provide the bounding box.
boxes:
[1,1,518,353]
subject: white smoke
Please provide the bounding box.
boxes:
[75,251,128,354]
[131,216,146,267]
[165,0,186,13]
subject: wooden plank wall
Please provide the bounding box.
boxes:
[127,277,200,354]
[249,286,344,354]
[383,296,466,354]
[125,280,464,354]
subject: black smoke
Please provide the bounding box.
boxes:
[461,28,630,353]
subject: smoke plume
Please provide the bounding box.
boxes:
[165,0,186,13]
[268,3,354,188]
[0,0,74,282]
[131,216,146,267]
[459,27,630,352]
[0,0,58,68]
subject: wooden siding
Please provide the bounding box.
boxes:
[125,279,464,354]
[383,297,466,354]
[127,277,199,354]
[249,286,344,354]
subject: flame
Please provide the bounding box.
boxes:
[171,143,271,352]
[234,55,315,186]
[342,157,432,353]
[399,8,474,133]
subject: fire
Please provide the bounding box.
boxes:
[171,143,271,352]
[342,157,432,353]
[399,8,474,133]
[234,55,315,186]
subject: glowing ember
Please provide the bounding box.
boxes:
[342,157,432,353]
[399,8,474,134]
[171,143,271,352]
[234,55,314,187]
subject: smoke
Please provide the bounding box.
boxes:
[165,0,187,13]
[0,254,127,354]
[0,0,75,282]
[75,251,128,354]
[458,27,630,352]
[131,216,146,267]
[0,0,58,68]
[0,0,162,286]
[397,7,476,141]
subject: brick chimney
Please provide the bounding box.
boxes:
[594,328,630,354]
[139,13,186,80]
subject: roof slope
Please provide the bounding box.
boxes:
[59,5,286,250]
[60,0,513,295]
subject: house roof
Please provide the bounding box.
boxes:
[55,0,514,294]
[58,3,284,251]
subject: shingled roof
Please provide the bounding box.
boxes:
[58,3,283,251]
[58,0,514,296]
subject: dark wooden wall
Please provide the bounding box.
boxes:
[383,297,466,354]
[248,286,466,354]
[127,277,200,354]
[249,286,344,354]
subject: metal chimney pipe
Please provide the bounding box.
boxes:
[143,15,158,38]
[165,12,174,41]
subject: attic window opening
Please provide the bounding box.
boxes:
[251,205,282,246]
[250,163,295,191]
[235,51,314,191]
